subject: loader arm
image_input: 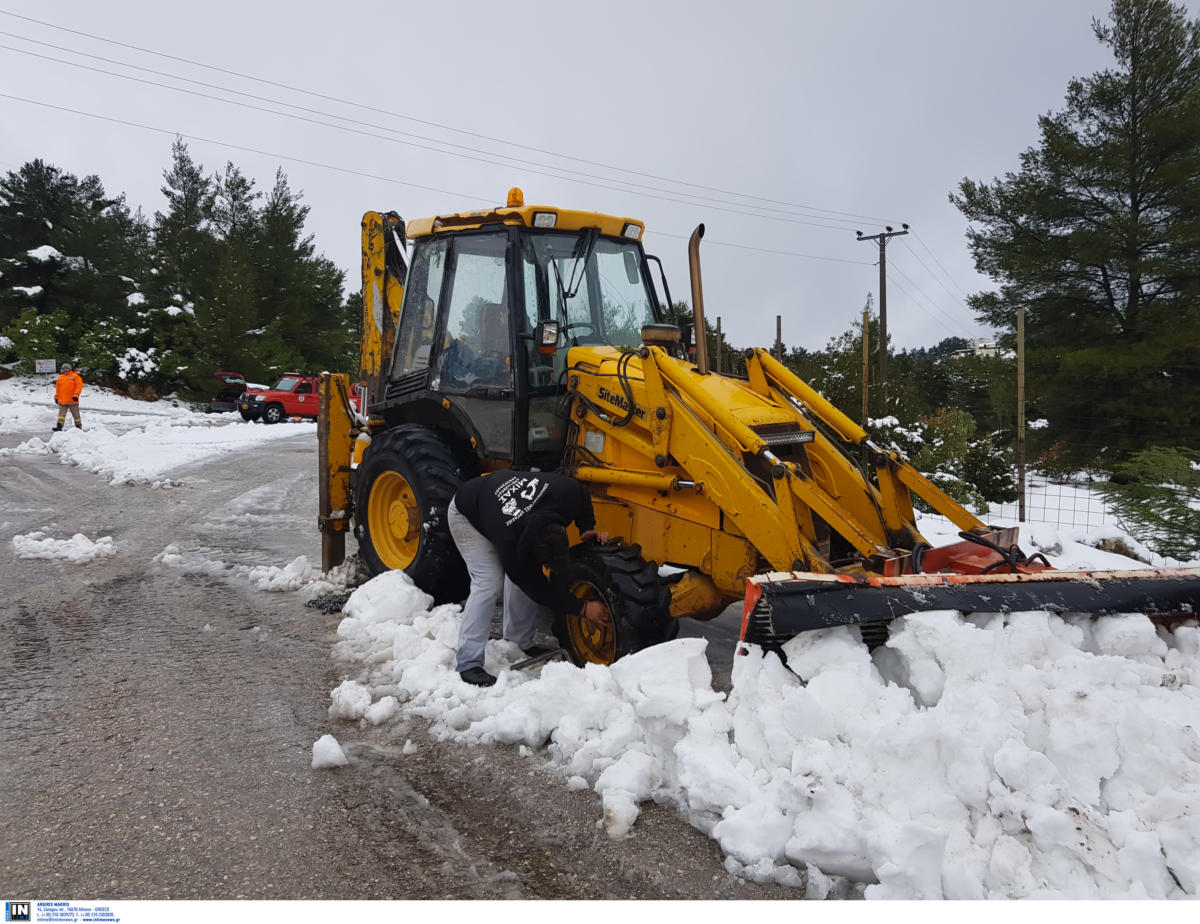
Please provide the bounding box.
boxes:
[360,211,407,407]
[564,344,911,595]
[746,348,984,536]
[568,347,826,578]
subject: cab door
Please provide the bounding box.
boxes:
[432,230,516,459]
[293,378,315,415]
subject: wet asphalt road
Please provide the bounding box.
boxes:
[0,419,791,901]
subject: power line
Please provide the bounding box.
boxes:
[898,236,976,312]
[0,30,867,229]
[0,9,901,227]
[911,230,974,299]
[0,91,495,204]
[886,272,976,338]
[650,229,873,266]
[0,92,872,269]
[0,41,876,236]
[886,260,978,337]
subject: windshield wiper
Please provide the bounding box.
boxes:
[550,227,600,315]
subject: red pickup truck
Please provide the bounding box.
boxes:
[238,373,361,423]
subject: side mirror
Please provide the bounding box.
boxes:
[534,319,561,355]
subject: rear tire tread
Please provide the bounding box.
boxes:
[353,425,466,603]
[555,541,672,665]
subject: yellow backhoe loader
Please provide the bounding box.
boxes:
[318,191,1199,666]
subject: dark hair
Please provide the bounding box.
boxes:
[533,524,570,574]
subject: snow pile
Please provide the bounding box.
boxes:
[27,244,63,262]
[246,555,361,594]
[153,544,231,577]
[327,570,1200,899]
[12,531,117,562]
[722,613,1199,898]
[311,734,349,769]
[0,397,50,434]
[157,548,356,597]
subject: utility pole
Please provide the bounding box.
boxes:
[775,315,783,362]
[1017,309,1026,523]
[716,317,723,374]
[856,223,908,409]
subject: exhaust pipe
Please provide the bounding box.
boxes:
[687,224,710,375]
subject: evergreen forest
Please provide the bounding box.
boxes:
[0,140,356,397]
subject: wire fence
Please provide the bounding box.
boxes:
[986,472,1114,530]
[918,470,1117,532]
[918,469,1199,568]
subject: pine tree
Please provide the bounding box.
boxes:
[1097,446,1200,558]
[249,169,348,374]
[952,0,1200,468]
[0,160,143,367]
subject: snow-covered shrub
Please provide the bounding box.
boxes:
[874,408,1016,515]
[3,307,69,371]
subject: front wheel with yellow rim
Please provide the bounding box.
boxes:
[552,542,672,667]
[353,425,466,603]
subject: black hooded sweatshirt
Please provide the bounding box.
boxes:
[453,471,595,613]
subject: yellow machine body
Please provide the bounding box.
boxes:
[560,342,982,618]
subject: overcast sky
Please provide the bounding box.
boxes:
[2,0,1193,353]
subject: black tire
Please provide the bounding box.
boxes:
[353,425,466,603]
[262,403,285,424]
[239,410,257,422]
[552,542,672,667]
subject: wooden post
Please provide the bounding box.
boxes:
[1017,309,1026,523]
[716,316,723,374]
[775,315,783,362]
[861,308,870,430]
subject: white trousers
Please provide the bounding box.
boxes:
[447,499,542,672]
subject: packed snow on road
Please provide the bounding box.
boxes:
[3,378,1198,899]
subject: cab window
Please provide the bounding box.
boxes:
[393,239,448,377]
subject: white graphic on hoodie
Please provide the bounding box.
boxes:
[495,475,550,526]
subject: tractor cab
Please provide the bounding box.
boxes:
[373,191,672,470]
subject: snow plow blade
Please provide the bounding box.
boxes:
[740,568,1200,647]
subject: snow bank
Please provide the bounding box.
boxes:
[0,376,192,418]
[327,570,1200,899]
[156,547,356,598]
[0,376,314,485]
[3,411,313,485]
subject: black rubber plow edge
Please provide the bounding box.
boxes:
[741,568,1200,647]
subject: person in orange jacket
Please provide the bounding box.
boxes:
[53,362,83,431]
